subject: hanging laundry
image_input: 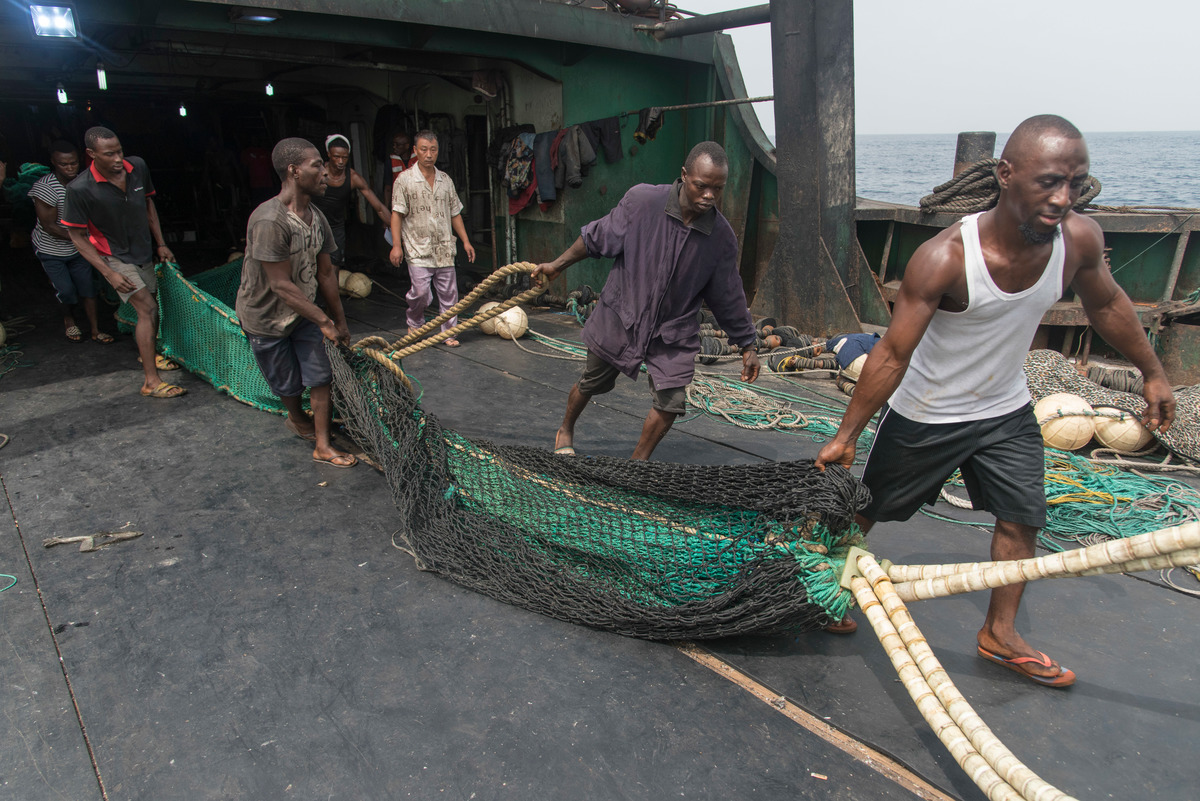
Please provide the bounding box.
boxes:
[581,117,623,163]
[532,131,558,204]
[489,124,534,171]
[633,107,665,144]
[503,132,536,199]
[509,172,537,215]
[550,128,570,192]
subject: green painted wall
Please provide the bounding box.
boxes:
[508,48,718,294]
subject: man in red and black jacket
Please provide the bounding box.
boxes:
[62,126,183,399]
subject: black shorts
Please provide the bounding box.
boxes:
[577,350,687,415]
[861,404,1046,528]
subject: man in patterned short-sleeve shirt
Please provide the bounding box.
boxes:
[388,130,475,346]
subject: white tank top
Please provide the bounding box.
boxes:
[889,211,1064,423]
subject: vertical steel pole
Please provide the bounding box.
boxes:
[750,0,861,334]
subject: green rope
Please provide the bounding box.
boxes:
[935,449,1200,551]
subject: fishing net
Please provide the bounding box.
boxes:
[1023,349,1200,461]
[116,259,293,414]
[327,343,871,640]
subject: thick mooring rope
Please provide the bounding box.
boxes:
[919,159,1100,215]
[845,519,1200,801]
[351,262,542,371]
[849,555,1077,801]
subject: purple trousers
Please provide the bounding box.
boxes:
[405,265,458,332]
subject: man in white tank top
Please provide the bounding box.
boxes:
[816,115,1175,688]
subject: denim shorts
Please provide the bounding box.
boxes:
[36,250,95,305]
[245,318,332,398]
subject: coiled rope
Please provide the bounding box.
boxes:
[919,159,1101,215]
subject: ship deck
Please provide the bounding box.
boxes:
[2,275,1197,801]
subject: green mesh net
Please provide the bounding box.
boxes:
[116,259,871,637]
[116,259,296,414]
[328,344,869,639]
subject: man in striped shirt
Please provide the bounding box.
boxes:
[29,141,109,343]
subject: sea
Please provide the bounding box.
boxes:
[855,130,1200,208]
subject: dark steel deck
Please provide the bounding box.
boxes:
[2,278,1197,800]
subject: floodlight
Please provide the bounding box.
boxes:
[31,5,78,38]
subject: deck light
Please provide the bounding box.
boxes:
[229,8,280,24]
[96,62,107,90]
[56,83,68,104]
[30,5,78,38]
[179,103,187,117]
[265,82,274,96]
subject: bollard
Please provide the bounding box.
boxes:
[953,131,996,177]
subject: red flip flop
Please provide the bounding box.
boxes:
[977,645,1076,688]
[823,617,858,634]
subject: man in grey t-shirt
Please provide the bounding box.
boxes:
[235,137,356,468]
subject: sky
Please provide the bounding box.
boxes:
[678,0,1200,136]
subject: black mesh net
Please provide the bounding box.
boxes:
[329,344,871,640]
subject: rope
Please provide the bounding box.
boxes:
[846,522,1200,800]
[684,374,876,452]
[935,449,1200,552]
[918,159,1101,215]
[847,551,1077,801]
[349,262,543,374]
[884,520,1200,602]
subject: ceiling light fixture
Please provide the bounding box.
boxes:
[31,4,78,38]
[96,62,107,90]
[229,7,280,24]
[56,82,68,104]
[265,82,274,96]
[178,103,188,117]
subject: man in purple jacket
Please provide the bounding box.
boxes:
[533,141,760,460]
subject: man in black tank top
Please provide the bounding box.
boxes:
[312,134,390,267]
[816,115,1175,688]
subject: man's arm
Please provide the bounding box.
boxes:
[32,197,72,241]
[314,252,350,345]
[815,234,962,470]
[531,236,589,283]
[67,229,137,294]
[389,211,405,267]
[260,258,346,344]
[701,238,761,383]
[1068,217,1175,431]
[450,214,475,263]
[145,197,176,263]
[350,169,391,225]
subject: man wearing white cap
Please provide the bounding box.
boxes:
[311,133,390,267]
